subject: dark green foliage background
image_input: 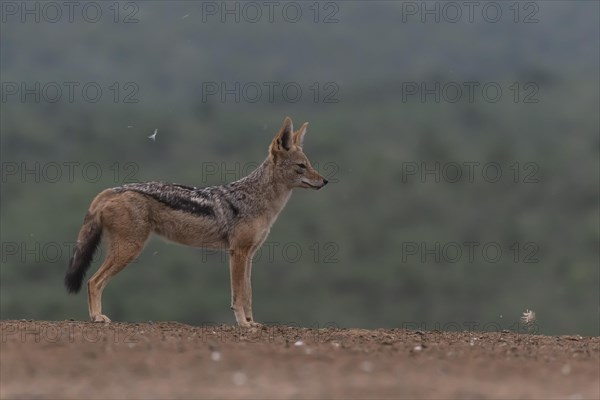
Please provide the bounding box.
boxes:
[1,1,598,335]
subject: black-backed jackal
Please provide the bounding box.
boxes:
[64,117,328,326]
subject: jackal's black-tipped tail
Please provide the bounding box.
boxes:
[65,213,102,293]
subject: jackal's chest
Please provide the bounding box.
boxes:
[227,217,273,250]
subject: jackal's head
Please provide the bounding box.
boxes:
[268,117,328,190]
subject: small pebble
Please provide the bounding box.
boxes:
[232,372,247,386]
[360,361,374,372]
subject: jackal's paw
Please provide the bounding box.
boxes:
[241,320,264,328]
[91,314,111,323]
[237,320,261,328]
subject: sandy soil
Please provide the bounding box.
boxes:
[1,320,598,399]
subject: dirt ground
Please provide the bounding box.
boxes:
[1,320,598,399]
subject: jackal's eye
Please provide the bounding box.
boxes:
[297,163,307,169]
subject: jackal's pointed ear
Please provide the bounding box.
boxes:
[293,122,308,148]
[271,116,294,153]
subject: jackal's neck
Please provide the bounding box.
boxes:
[235,157,290,198]
[229,157,291,217]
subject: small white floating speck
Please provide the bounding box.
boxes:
[521,309,536,325]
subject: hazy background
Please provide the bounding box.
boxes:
[1,1,598,336]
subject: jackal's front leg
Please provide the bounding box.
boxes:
[229,249,251,327]
[243,258,255,323]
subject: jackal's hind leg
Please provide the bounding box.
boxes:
[87,238,145,323]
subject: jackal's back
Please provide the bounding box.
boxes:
[110,181,242,248]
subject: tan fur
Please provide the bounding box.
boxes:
[66,117,327,326]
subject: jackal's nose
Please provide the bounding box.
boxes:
[323,179,329,185]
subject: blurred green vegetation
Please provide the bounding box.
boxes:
[1,2,598,335]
